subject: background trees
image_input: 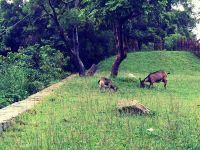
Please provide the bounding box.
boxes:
[24,0,87,76]
[87,0,197,77]
[0,0,198,75]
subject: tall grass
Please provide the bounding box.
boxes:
[0,51,199,149]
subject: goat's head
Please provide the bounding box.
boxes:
[113,86,118,92]
[139,78,145,88]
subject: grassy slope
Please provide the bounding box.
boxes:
[98,51,200,75]
[0,51,200,149]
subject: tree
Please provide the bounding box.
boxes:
[124,0,197,51]
[88,0,174,77]
[0,0,29,52]
[89,0,149,77]
[0,0,87,76]
[31,0,86,76]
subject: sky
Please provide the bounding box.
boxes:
[174,0,200,39]
[192,0,200,39]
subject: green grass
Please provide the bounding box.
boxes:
[98,51,200,75]
[0,51,200,149]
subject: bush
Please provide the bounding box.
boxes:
[0,44,69,108]
[0,64,29,107]
[164,33,185,50]
[39,45,68,83]
[26,81,45,94]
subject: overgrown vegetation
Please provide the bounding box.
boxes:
[0,45,68,108]
[0,0,198,106]
[0,51,199,149]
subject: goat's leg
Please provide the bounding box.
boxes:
[110,84,114,91]
[100,85,106,92]
[108,83,112,91]
[163,79,167,89]
[100,86,104,92]
[149,82,153,88]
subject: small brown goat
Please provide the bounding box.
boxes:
[98,77,118,91]
[140,71,170,89]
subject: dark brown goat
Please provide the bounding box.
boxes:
[140,71,170,89]
[98,77,118,91]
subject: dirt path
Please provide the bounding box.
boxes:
[0,75,75,132]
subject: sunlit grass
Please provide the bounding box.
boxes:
[0,51,200,149]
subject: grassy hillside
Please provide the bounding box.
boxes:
[0,51,200,149]
[98,51,200,75]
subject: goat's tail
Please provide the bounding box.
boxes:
[98,80,100,84]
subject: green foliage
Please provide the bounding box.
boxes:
[26,81,44,94]
[0,45,69,108]
[0,64,29,108]
[115,0,197,51]
[37,45,68,83]
[164,33,185,50]
[0,0,28,51]
[60,8,87,28]
[89,0,147,23]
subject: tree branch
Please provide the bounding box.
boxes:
[32,14,48,24]
[61,0,74,5]
[40,4,54,19]
[48,0,58,20]
[0,14,30,37]
[74,0,80,7]
[47,0,72,54]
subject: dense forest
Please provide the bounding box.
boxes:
[0,0,198,107]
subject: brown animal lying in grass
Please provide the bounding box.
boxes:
[98,77,118,92]
[140,70,170,89]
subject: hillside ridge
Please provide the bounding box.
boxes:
[98,51,200,75]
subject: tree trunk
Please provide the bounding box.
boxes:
[56,24,86,76]
[132,39,139,51]
[47,0,86,76]
[71,52,85,76]
[154,38,163,50]
[138,40,142,51]
[111,20,127,77]
[72,0,85,76]
[71,27,85,76]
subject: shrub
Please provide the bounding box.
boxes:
[26,81,45,94]
[0,44,69,108]
[0,64,29,107]
[164,33,185,50]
